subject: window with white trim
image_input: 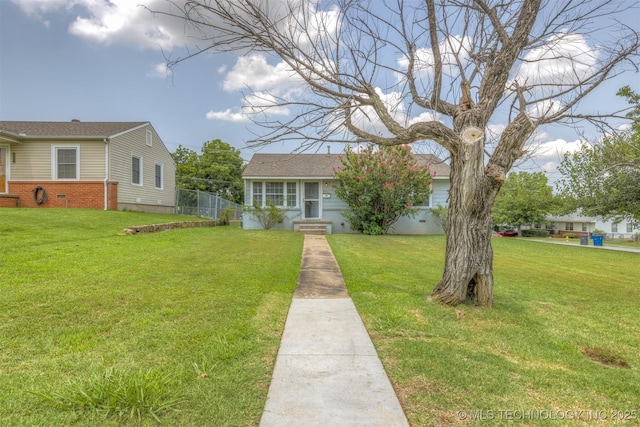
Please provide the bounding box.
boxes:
[252,182,263,205]
[132,155,143,185]
[251,181,297,207]
[582,223,587,232]
[146,130,153,147]
[155,163,163,189]
[611,223,618,233]
[286,182,296,206]
[566,222,574,231]
[627,223,633,233]
[53,145,79,179]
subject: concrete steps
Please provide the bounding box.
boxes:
[298,225,327,235]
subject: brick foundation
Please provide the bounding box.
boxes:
[0,195,20,207]
[4,181,118,210]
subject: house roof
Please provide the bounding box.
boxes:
[547,213,598,223]
[242,153,450,178]
[0,121,148,140]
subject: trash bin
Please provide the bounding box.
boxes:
[592,234,604,247]
[580,235,588,245]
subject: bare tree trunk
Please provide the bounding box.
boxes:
[430,127,495,307]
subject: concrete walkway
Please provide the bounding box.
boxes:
[260,234,410,427]
[526,238,640,253]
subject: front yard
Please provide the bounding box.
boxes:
[0,209,302,426]
[1,209,638,426]
[329,234,640,426]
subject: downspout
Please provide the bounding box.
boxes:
[104,138,109,210]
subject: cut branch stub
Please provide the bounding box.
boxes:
[461,127,484,144]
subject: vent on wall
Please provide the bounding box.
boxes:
[57,194,67,199]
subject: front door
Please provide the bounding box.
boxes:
[303,182,320,219]
[0,147,7,193]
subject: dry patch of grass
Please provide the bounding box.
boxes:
[580,347,631,369]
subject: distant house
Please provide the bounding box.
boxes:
[242,153,450,234]
[0,121,176,213]
[546,212,639,240]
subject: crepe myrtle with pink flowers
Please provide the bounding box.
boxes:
[333,145,434,235]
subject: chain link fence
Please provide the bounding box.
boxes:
[175,188,242,222]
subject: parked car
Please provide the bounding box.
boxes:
[498,230,518,237]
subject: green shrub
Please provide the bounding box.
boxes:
[564,232,577,239]
[521,229,550,237]
[430,204,448,235]
[246,201,285,229]
[216,205,237,226]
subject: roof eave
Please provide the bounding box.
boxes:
[0,129,24,143]
[9,135,108,141]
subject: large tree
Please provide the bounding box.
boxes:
[172,140,245,203]
[558,87,640,225]
[492,171,556,233]
[153,0,639,306]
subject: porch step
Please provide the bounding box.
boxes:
[298,225,327,235]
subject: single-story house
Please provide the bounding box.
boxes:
[0,120,176,213]
[242,152,450,234]
[545,212,639,240]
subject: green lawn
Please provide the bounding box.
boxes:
[328,234,640,426]
[3,210,638,426]
[0,209,303,426]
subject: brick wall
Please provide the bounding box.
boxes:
[0,195,19,207]
[5,181,118,210]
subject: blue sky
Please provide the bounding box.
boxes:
[1,0,638,176]
[0,1,253,157]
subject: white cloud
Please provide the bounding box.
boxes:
[243,92,291,116]
[148,62,172,78]
[397,35,472,80]
[527,99,564,120]
[513,32,598,88]
[222,54,303,93]
[13,0,189,50]
[408,111,441,126]
[206,91,291,122]
[205,109,249,123]
[204,54,302,122]
[523,137,584,174]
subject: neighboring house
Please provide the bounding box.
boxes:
[242,152,450,234]
[546,212,640,240]
[0,120,176,213]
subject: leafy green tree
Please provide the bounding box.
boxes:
[557,87,640,224]
[172,146,199,190]
[172,140,245,203]
[198,140,245,203]
[334,145,433,235]
[492,172,556,234]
